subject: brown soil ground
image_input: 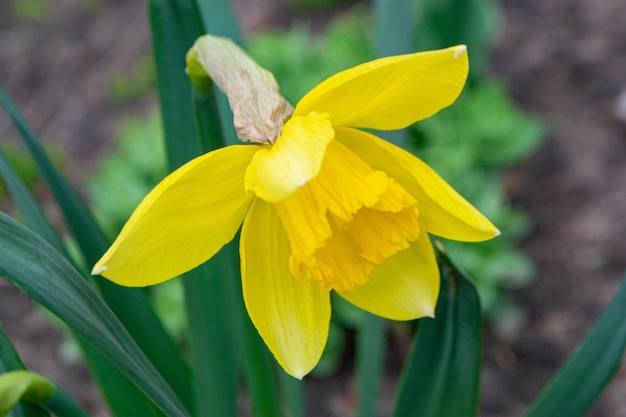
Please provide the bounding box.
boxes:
[1,0,625,416]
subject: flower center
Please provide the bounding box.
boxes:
[274,141,420,292]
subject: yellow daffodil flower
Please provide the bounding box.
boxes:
[92,35,499,378]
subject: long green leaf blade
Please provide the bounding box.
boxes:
[79,340,164,417]
[0,85,193,411]
[523,272,626,417]
[192,0,241,147]
[148,2,242,417]
[373,0,414,149]
[0,213,190,417]
[148,0,204,170]
[0,150,65,258]
[0,85,107,262]
[0,147,168,417]
[355,314,386,417]
[0,370,89,417]
[279,370,304,417]
[392,247,482,417]
[183,262,239,417]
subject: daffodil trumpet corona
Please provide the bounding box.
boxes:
[92,35,499,379]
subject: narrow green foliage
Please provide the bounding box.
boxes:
[413,0,502,80]
[193,0,242,43]
[192,0,242,146]
[0,328,27,372]
[79,345,165,417]
[40,383,90,417]
[0,86,107,262]
[183,263,239,417]
[0,328,50,417]
[523,272,626,417]
[373,0,414,148]
[0,150,66,258]
[355,314,386,417]
[0,85,193,412]
[0,371,54,417]
[0,137,170,417]
[0,213,190,417]
[192,89,224,153]
[148,2,244,417]
[148,0,204,170]
[375,0,416,57]
[0,371,89,417]
[392,246,482,417]
[280,371,305,417]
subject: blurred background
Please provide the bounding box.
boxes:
[1,0,625,416]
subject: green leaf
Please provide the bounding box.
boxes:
[183,261,239,417]
[373,0,413,148]
[0,150,66,259]
[148,2,245,417]
[192,0,241,147]
[0,328,50,417]
[0,85,193,412]
[355,314,386,417]
[0,328,26,373]
[279,370,304,417]
[0,371,53,417]
[193,0,241,44]
[0,213,190,417]
[79,343,164,417]
[148,0,204,170]
[0,143,171,417]
[523,271,626,417]
[0,371,89,417]
[39,382,89,417]
[192,89,223,153]
[392,245,482,417]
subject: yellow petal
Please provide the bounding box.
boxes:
[338,231,439,320]
[294,45,468,130]
[241,199,330,379]
[274,141,420,292]
[336,128,500,241]
[245,111,334,202]
[92,145,258,286]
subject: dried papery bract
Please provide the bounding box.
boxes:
[186,35,294,144]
